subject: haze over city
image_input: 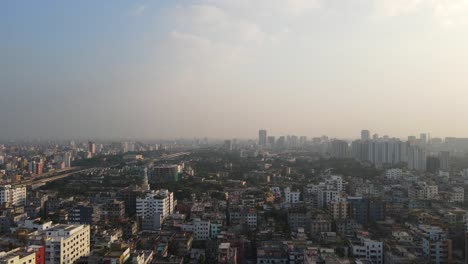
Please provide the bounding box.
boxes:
[6,2,468,263]
[2,0,468,140]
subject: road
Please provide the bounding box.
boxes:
[16,167,91,187]
[14,151,191,187]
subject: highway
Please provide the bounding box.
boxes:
[14,151,191,187]
[16,167,91,187]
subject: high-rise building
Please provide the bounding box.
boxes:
[267,136,276,148]
[141,168,150,192]
[407,145,427,171]
[152,165,181,182]
[0,185,27,206]
[258,129,267,147]
[88,141,96,154]
[351,235,383,264]
[223,140,233,151]
[361,130,370,141]
[420,225,452,264]
[35,162,43,175]
[330,140,349,158]
[64,152,72,168]
[426,156,440,173]
[439,151,450,172]
[276,136,285,149]
[44,224,90,264]
[420,133,427,145]
[136,189,174,230]
[69,204,100,225]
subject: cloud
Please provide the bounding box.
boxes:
[169,0,321,56]
[431,0,468,28]
[376,0,468,27]
[376,0,425,17]
[131,4,146,16]
[286,0,321,15]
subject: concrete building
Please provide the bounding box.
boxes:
[44,224,90,264]
[407,145,427,171]
[181,218,210,240]
[0,185,26,206]
[385,169,403,180]
[258,129,267,147]
[218,243,237,264]
[69,204,100,225]
[152,165,181,182]
[351,235,383,264]
[439,151,450,172]
[0,247,39,264]
[88,141,96,155]
[450,187,464,203]
[136,189,174,230]
[284,187,300,204]
[361,130,370,141]
[329,140,349,158]
[419,225,452,264]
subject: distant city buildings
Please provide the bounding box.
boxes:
[88,141,96,155]
[258,129,267,147]
[361,130,370,141]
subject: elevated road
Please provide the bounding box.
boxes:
[13,152,191,187]
[15,167,91,187]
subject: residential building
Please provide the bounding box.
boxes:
[44,224,90,264]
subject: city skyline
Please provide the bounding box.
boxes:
[2,1,468,139]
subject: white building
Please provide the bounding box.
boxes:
[13,218,53,232]
[0,248,37,264]
[136,189,174,230]
[351,235,383,264]
[392,231,413,243]
[0,185,26,206]
[385,169,402,180]
[407,145,427,171]
[449,187,464,203]
[45,224,90,264]
[181,218,210,240]
[63,152,72,168]
[246,209,258,228]
[317,189,339,208]
[270,187,282,198]
[284,187,301,204]
[325,175,344,191]
[419,225,452,264]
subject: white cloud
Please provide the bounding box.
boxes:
[431,0,468,28]
[376,0,424,17]
[131,4,146,16]
[286,0,321,15]
[376,0,468,27]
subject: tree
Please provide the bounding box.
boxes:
[197,255,206,264]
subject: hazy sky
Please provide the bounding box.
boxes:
[2,0,468,140]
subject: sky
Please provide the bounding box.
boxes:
[2,0,468,140]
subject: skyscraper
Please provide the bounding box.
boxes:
[267,136,276,148]
[420,133,427,145]
[64,152,72,168]
[361,130,370,141]
[258,129,267,147]
[439,151,450,172]
[142,167,150,192]
[407,145,427,171]
[88,141,96,154]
